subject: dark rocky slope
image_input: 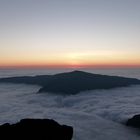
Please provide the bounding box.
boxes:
[126,114,140,128]
[0,118,73,140]
[0,70,140,94]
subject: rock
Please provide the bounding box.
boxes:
[0,118,73,140]
[126,114,140,128]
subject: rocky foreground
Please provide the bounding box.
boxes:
[126,114,140,129]
[0,119,73,140]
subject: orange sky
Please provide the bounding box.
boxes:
[0,49,140,68]
[0,46,140,68]
[0,59,140,69]
[0,0,140,69]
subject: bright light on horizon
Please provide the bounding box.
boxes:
[0,0,140,69]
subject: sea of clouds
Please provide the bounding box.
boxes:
[0,83,140,140]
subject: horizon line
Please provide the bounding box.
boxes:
[0,64,140,69]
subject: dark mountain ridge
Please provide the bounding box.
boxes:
[0,70,140,94]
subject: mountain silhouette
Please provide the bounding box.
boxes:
[0,118,73,140]
[0,70,140,94]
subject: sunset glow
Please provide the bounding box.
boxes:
[0,0,140,68]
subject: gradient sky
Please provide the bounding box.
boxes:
[0,0,140,68]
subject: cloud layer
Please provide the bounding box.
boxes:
[0,83,140,140]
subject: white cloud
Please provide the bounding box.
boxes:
[0,83,140,140]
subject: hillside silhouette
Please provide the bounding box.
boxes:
[0,70,140,94]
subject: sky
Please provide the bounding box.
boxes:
[0,0,140,68]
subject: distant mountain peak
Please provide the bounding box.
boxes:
[70,70,86,73]
[0,70,140,95]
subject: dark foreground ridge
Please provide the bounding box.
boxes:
[126,114,140,129]
[0,70,140,94]
[0,118,73,140]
